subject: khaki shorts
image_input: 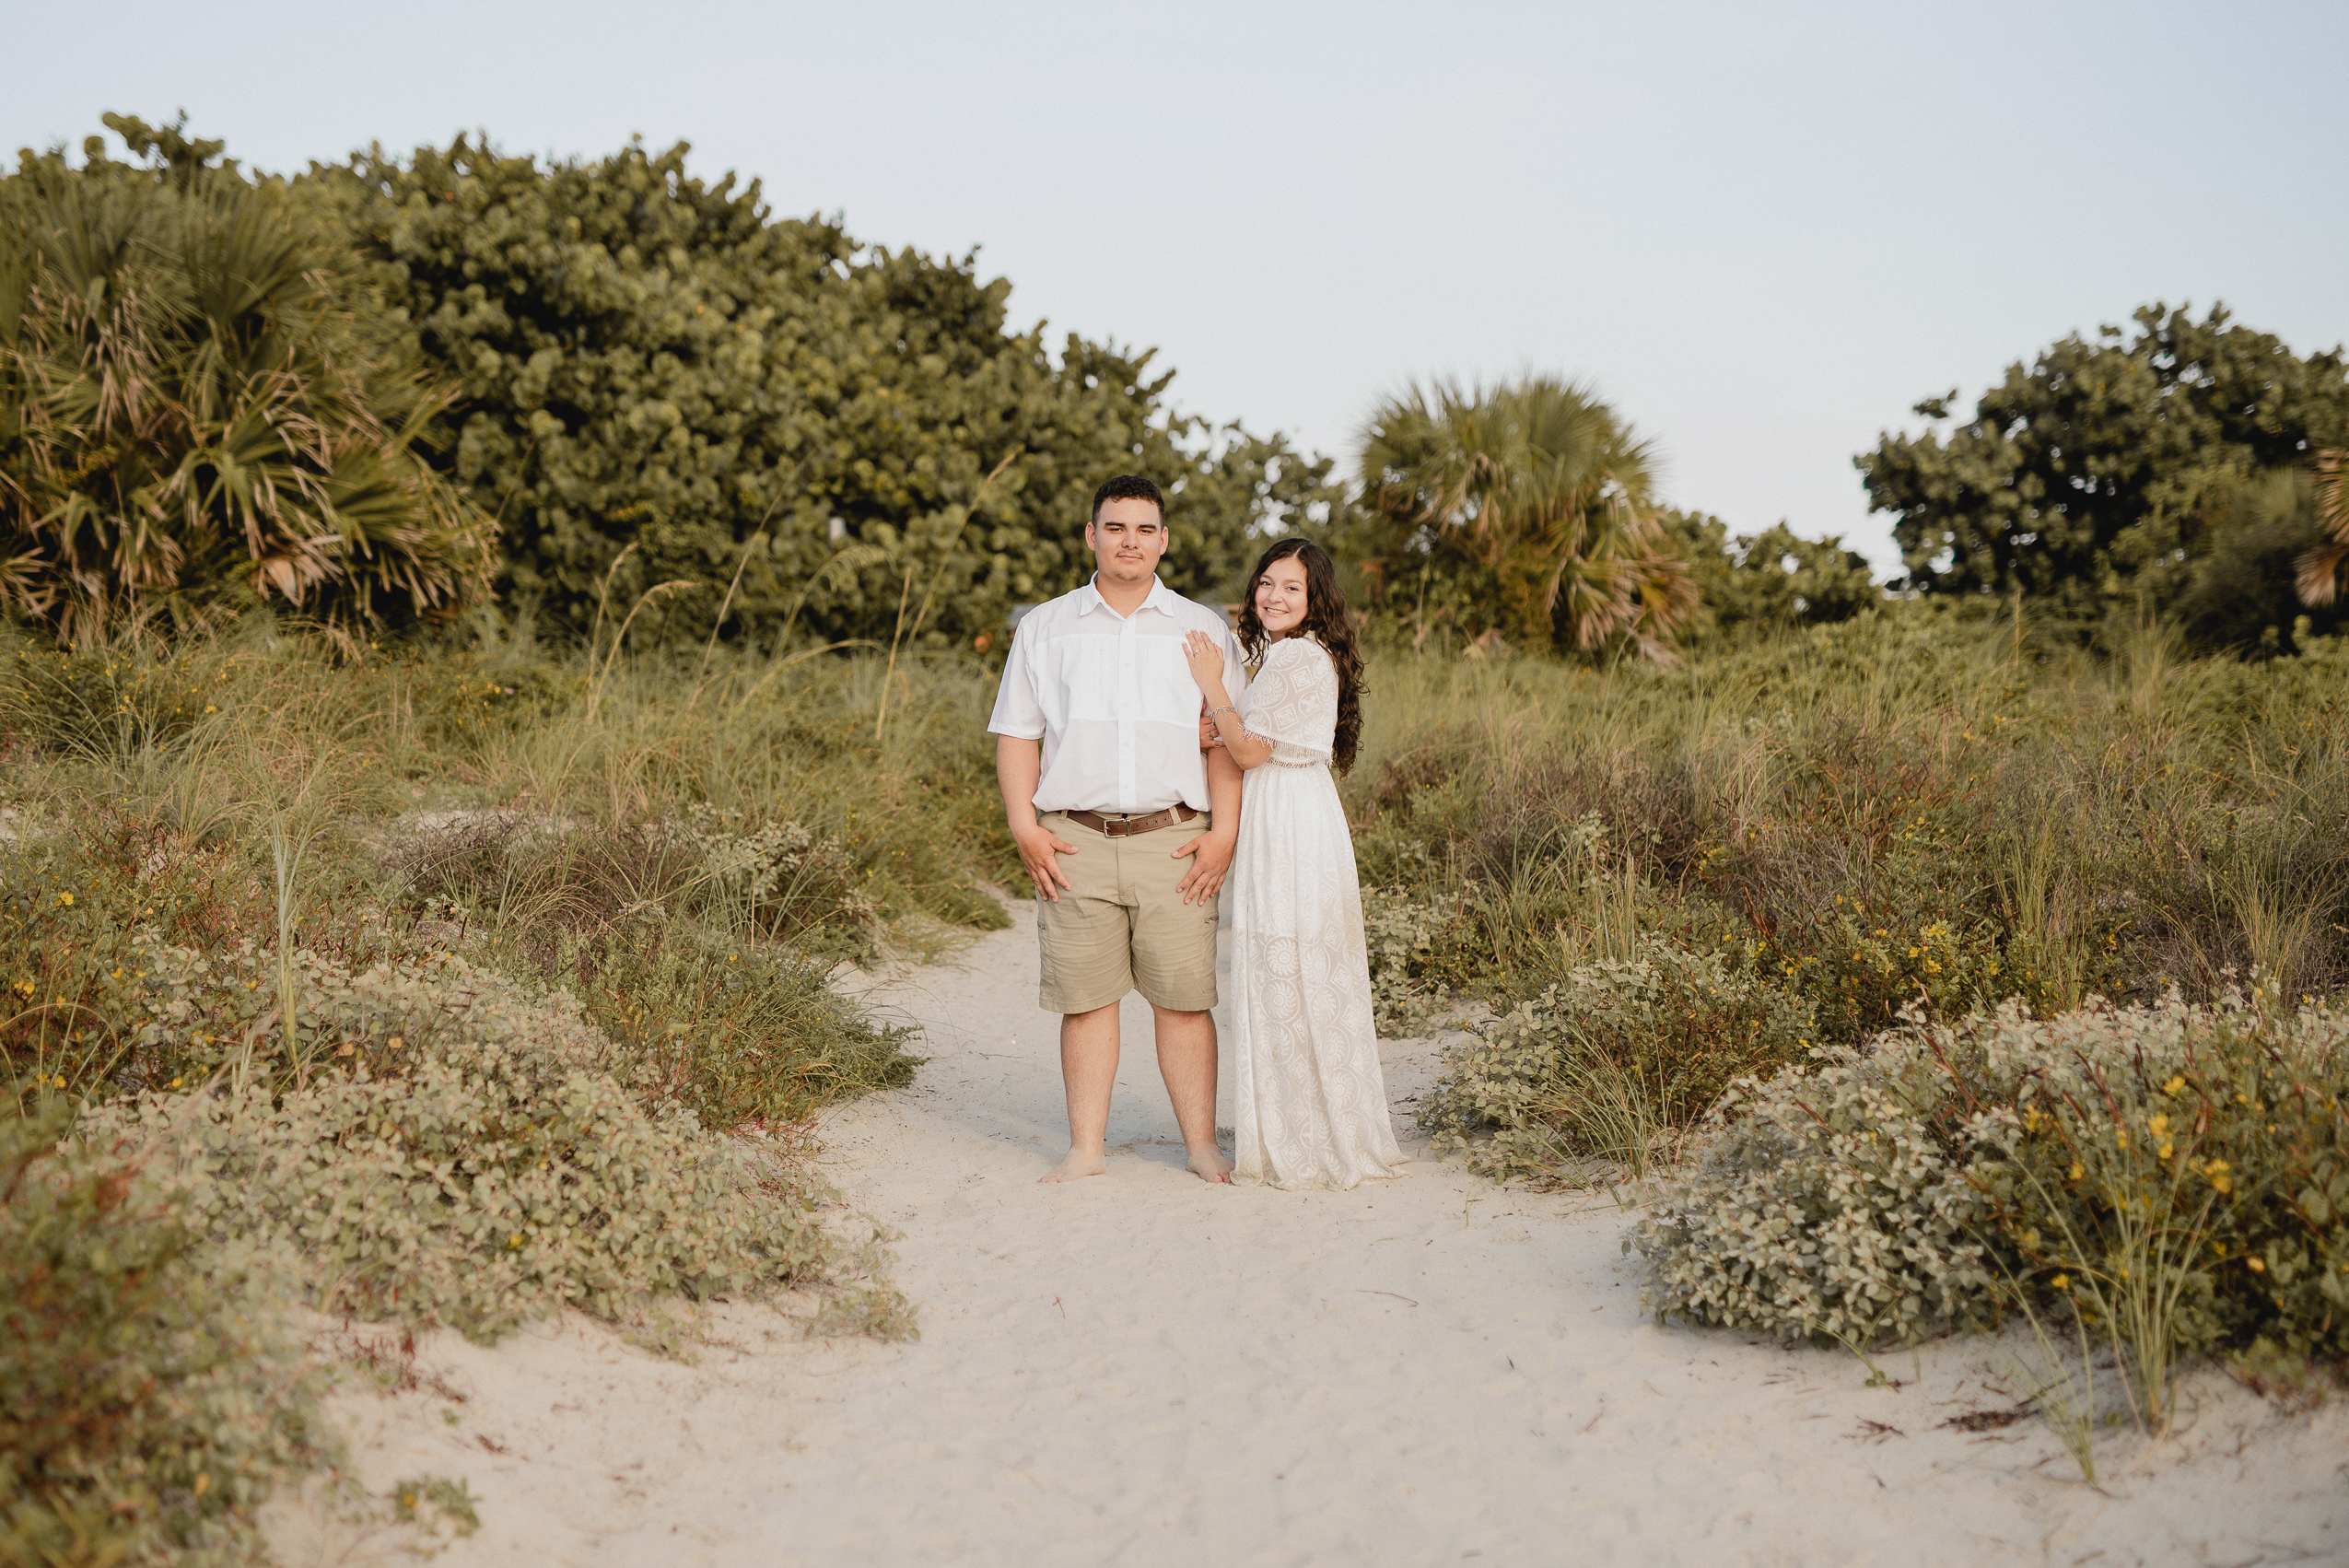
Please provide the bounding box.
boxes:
[1034,811,1221,1014]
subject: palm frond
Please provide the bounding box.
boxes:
[0,157,495,647]
[2296,451,2347,607]
[1355,373,1695,659]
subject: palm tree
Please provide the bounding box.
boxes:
[2295,450,2347,607]
[1356,375,1698,661]
[0,145,495,648]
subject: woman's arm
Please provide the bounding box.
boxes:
[1205,691,1273,770]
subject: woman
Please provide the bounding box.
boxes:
[1182,539,1408,1190]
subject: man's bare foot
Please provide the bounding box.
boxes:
[1187,1147,1235,1185]
[1040,1148,1109,1183]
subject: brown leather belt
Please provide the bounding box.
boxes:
[1061,803,1204,837]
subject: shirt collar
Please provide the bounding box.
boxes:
[1079,574,1176,618]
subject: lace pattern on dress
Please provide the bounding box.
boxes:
[1236,637,1336,767]
[1226,635,1406,1190]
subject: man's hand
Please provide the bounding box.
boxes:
[1173,828,1235,906]
[1013,819,1080,902]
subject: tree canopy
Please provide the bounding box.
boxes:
[1660,512,1877,648]
[1858,303,2349,647]
[302,135,1343,649]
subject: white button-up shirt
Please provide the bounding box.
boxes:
[988,575,1249,815]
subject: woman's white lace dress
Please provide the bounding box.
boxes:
[1227,637,1408,1190]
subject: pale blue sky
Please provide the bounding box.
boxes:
[12,1,2345,574]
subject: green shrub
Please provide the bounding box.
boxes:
[86,942,912,1345]
[1346,615,2349,1055]
[1971,988,2349,1397]
[1,1096,323,1568]
[0,131,496,648]
[1628,1028,1994,1346]
[0,734,927,1129]
[0,816,285,1102]
[1633,990,2349,1383]
[1421,934,1815,1184]
[1361,886,1468,1035]
[561,919,918,1130]
[389,812,920,1127]
[302,133,1349,646]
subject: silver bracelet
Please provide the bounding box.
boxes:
[1209,704,1238,720]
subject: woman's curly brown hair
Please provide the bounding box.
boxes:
[1236,538,1364,775]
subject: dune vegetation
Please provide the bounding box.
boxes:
[1347,613,2349,1451]
[6,107,2349,1553]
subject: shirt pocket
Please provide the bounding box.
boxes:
[1045,631,1123,723]
[1134,635,1206,725]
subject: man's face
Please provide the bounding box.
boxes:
[1086,497,1168,584]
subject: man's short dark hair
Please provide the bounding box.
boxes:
[1090,474,1164,524]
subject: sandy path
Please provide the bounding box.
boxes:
[277,913,2347,1567]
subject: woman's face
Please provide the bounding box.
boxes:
[1254,556,1310,637]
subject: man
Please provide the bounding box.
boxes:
[989,474,1247,1184]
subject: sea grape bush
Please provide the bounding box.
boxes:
[1,1098,323,1568]
[86,943,911,1346]
[1361,886,1467,1036]
[1631,989,2349,1363]
[1626,1031,1994,1345]
[1420,934,1816,1184]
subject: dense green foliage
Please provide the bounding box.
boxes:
[1633,990,2349,1401]
[0,617,1008,1550]
[1860,303,2349,649]
[1349,375,1698,659]
[2,1097,322,1568]
[0,114,1349,653]
[0,622,994,1112]
[0,117,496,649]
[1420,932,1817,1182]
[304,135,1346,647]
[82,946,897,1344]
[1661,510,1878,646]
[1364,609,2349,1171]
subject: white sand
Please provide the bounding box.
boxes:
[272,911,2347,1566]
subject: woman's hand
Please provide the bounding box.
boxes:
[1182,629,1225,694]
